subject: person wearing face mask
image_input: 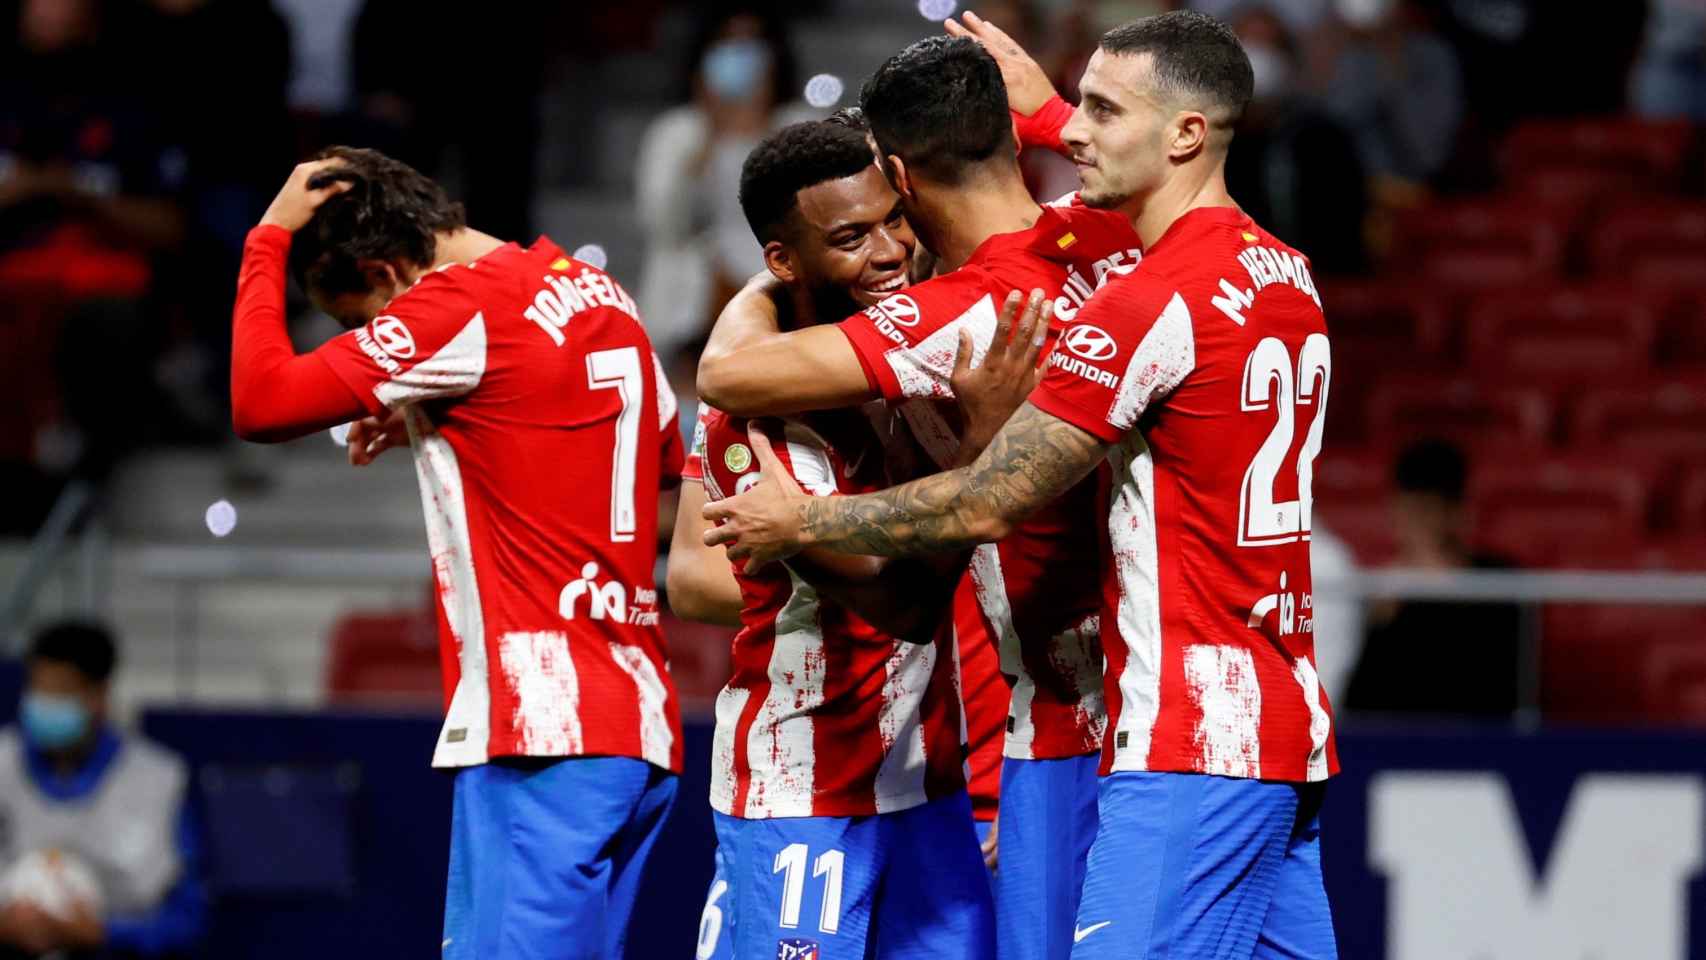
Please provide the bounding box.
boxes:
[0,622,204,959]
[635,8,819,368]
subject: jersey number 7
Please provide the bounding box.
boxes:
[587,347,643,543]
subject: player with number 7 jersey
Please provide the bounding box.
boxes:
[229,148,682,960]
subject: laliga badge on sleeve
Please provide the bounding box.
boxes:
[724,443,753,473]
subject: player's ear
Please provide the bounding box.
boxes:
[357,259,404,297]
[885,155,914,202]
[762,240,799,285]
[1169,110,1209,160]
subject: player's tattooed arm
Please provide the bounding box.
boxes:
[705,403,1110,568]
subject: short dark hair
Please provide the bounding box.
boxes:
[29,621,117,684]
[825,106,868,132]
[1099,11,1254,128]
[859,36,1013,184]
[288,146,467,298]
[739,121,881,244]
[1395,439,1467,502]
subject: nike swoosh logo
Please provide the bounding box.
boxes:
[1074,921,1112,943]
[842,448,868,478]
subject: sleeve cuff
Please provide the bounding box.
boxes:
[246,223,293,252]
[835,321,899,399]
[1028,385,1124,444]
[1013,94,1074,154]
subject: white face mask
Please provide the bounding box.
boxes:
[1337,0,1395,29]
[1245,44,1295,101]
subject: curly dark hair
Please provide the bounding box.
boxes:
[287,146,467,298]
[30,620,117,684]
[1100,11,1253,130]
[739,121,879,244]
[859,36,1013,186]
[825,106,867,132]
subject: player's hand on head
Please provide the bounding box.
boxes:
[701,424,811,574]
[944,11,1058,116]
[260,158,354,232]
[950,288,1053,465]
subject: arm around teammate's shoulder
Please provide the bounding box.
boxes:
[696,323,875,417]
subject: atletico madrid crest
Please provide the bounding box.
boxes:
[776,937,821,960]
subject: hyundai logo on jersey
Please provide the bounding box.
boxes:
[1063,323,1118,361]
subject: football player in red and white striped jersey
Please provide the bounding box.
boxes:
[229,148,681,959]
[687,118,1030,960]
[707,13,1340,959]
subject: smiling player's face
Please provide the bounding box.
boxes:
[786,165,915,311]
[1061,49,1172,213]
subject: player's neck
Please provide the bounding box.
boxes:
[1123,160,1237,251]
[919,175,1042,273]
[431,229,506,271]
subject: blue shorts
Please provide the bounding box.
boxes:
[996,754,1100,960]
[1071,772,1336,960]
[704,790,995,960]
[443,756,677,960]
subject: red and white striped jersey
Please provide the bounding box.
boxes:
[1031,207,1339,782]
[316,238,685,772]
[700,409,966,818]
[836,204,1143,760]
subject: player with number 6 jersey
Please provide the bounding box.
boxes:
[229,147,681,960]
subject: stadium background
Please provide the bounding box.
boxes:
[3,0,1705,955]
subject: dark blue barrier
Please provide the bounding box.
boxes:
[141,709,1706,959]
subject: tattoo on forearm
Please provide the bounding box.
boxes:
[798,404,1108,557]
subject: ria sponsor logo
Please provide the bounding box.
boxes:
[1049,350,1119,389]
[1063,323,1117,361]
[559,561,659,626]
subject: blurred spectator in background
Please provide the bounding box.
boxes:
[1344,440,1521,719]
[1225,5,1369,274]
[0,0,190,530]
[110,0,294,439]
[1632,0,1706,120]
[634,6,814,364]
[0,622,203,959]
[1310,524,1364,707]
[351,1,544,244]
[1322,0,1464,188]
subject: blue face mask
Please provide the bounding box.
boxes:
[20,693,90,751]
[702,39,771,103]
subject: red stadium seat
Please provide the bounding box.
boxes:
[1365,378,1555,451]
[1643,632,1706,724]
[1501,118,1693,188]
[1395,200,1570,290]
[1472,458,1648,566]
[1511,164,1654,225]
[1465,286,1657,380]
[1312,499,1396,566]
[1310,448,1397,563]
[325,610,442,705]
[1544,604,1703,723]
[1589,201,1706,277]
[1571,379,1706,461]
[1321,279,1454,356]
[1681,465,1706,533]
